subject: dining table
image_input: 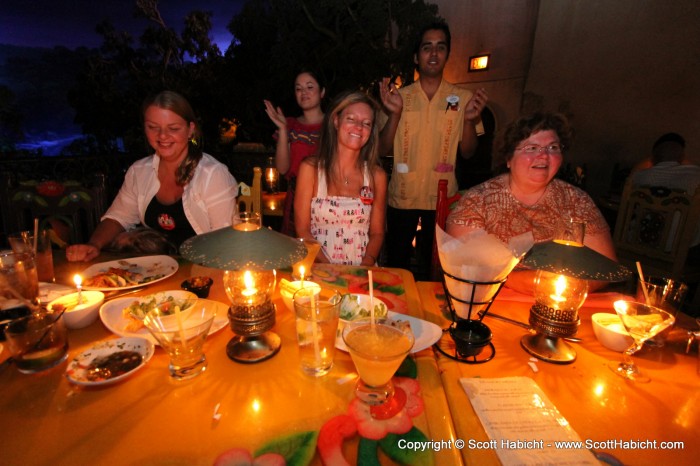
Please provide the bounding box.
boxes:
[0,253,462,466]
[417,281,700,465]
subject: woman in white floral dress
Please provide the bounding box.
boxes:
[295,91,387,266]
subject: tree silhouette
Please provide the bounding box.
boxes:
[66,0,441,154]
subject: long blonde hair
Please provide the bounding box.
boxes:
[315,90,381,187]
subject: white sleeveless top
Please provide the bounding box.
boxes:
[310,164,372,265]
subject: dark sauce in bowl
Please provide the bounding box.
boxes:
[86,351,143,381]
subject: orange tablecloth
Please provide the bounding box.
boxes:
[417,281,700,465]
[0,257,461,465]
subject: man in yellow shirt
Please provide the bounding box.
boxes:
[379,20,488,279]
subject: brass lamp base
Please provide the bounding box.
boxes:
[521,333,576,364]
[226,333,281,363]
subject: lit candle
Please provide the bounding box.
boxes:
[549,275,568,308]
[241,271,257,304]
[73,274,83,304]
[299,265,306,288]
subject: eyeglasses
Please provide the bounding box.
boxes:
[515,143,564,155]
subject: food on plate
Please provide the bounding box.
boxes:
[83,350,143,382]
[122,294,194,332]
[84,266,163,288]
[339,294,389,321]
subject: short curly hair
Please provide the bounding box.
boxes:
[496,112,573,169]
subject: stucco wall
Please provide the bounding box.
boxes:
[525,0,700,197]
[433,0,700,197]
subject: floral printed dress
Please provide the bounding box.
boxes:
[311,164,371,265]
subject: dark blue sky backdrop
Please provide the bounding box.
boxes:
[1,1,245,154]
[0,0,243,50]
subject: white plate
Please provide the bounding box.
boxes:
[65,337,155,387]
[335,311,442,353]
[80,255,179,291]
[99,297,229,345]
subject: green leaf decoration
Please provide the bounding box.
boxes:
[64,180,81,187]
[377,285,405,296]
[379,427,434,466]
[58,197,70,207]
[357,438,381,466]
[19,180,38,187]
[34,196,49,207]
[77,191,92,201]
[396,357,418,379]
[12,191,33,202]
[254,431,318,466]
[333,277,349,288]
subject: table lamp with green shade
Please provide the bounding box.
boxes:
[519,239,631,364]
[180,213,306,363]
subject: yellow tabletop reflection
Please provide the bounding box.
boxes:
[0,256,461,465]
[417,281,700,466]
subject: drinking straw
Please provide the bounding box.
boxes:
[636,262,650,304]
[310,290,321,365]
[32,218,39,254]
[368,270,375,329]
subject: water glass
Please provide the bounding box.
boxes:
[143,300,216,380]
[636,276,687,347]
[8,230,54,283]
[293,287,341,377]
[4,310,68,374]
[554,219,585,245]
[636,276,688,316]
[0,251,39,307]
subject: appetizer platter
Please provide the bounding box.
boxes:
[100,292,229,345]
[80,255,178,291]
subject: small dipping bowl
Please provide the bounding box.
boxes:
[181,276,213,298]
[48,291,105,330]
[449,319,492,357]
[591,312,634,352]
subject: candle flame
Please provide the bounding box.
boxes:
[548,275,567,304]
[299,266,305,281]
[73,274,82,287]
[243,271,254,289]
[241,270,258,298]
[554,275,567,296]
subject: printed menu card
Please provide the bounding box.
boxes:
[460,376,598,465]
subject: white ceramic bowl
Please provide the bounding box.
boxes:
[49,291,105,329]
[337,293,389,339]
[591,312,634,352]
[279,280,320,311]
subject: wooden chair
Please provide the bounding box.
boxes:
[0,172,107,245]
[237,166,262,216]
[430,179,462,281]
[613,181,700,285]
